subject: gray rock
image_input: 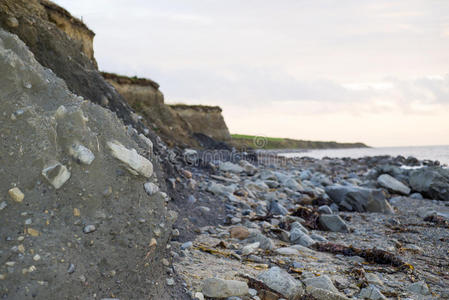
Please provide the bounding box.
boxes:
[219,161,244,174]
[257,266,304,299]
[201,278,248,298]
[358,285,386,300]
[303,275,338,293]
[239,160,257,175]
[377,174,410,195]
[243,232,274,250]
[275,247,300,256]
[319,215,349,233]
[325,185,393,214]
[269,201,288,216]
[83,225,96,234]
[138,133,153,153]
[42,161,71,189]
[409,167,449,201]
[144,182,159,196]
[305,286,349,300]
[107,140,153,178]
[318,205,333,214]
[207,182,236,196]
[310,233,327,242]
[291,221,309,234]
[290,228,315,247]
[408,280,430,295]
[181,241,193,250]
[409,192,423,199]
[241,242,260,255]
[69,143,95,165]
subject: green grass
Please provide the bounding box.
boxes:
[230,134,368,150]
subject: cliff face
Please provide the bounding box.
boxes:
[102,72,198,148]
[170,104,231,142]
[40,0,97,66]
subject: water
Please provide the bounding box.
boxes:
[279,145,449,166]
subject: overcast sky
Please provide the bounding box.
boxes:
[54,0,449,147]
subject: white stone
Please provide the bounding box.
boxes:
[69,143,95,165]
[201,278,248,298]
[138,134,153,153]
[42,161,71,189]
[107,140,153,178]
[275,247,300,256]
[219,161,244,173]
[241,242,260,255]
[144,182,159,196]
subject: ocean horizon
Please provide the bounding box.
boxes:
[279,144,449,166]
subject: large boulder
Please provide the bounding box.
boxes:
[0,29,173,299]
[408,167,449,201]
[325,185,393,214]
[377,174,411,195]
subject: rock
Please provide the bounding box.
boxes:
[69,143,95,165]
[239,160,257,175]
[358,285,386,300]
[409,192,423,199]
[181,241,193,250]
[257,266,304,299]
[291,222,309,234]
[194,292,205,300]
[6,16,19,28]
[305,286,349,300]
[230,226,250,240]
[275,247,300,256]
[377,174,410,195]
[201,278,249,298]
[67,263,75,274]
[144,182,159,196]
[83,225,96,234]
[319,215,349,233]
[245,180,269,192]
[310,233,327,242]
[365,273,383,286]
[219,161,244,173]
[269,201,288,216]
[241,242,260,255]
[8,187,24,203]
[409,167,449,201]
[42,161,71,189]
[0,201,6,210]
[290,229,315,247]
[408,280,430,295]
[166,277,175,286]
[325,185,393,214]
[417,207,437,218]
[138,133,153,153]
[107,140,153,178]
[207,182,236,196]
[243,232,274,250]
[318,205,333,214]
[303,275,339,294]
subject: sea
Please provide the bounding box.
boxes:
[279,145,449,166]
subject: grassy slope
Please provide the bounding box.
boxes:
[230,134,368,150]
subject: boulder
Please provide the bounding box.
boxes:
[239,160,258,175]
[219,161,244,173]
[257,267,304,299]
[202,278,249,298]
[409,167,449,201]
[377,174,410,195]
[325,185,393,213]
[319,215,349,233]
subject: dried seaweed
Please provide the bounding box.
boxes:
[424,215,449,228]
[291,205,321,230]
[312,242,407,268]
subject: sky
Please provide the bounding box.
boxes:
[53,0,449,147]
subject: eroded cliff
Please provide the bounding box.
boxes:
[170,104,231,142]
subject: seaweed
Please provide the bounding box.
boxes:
[312,242,408,268]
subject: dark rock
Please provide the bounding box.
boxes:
[409,167,449,201]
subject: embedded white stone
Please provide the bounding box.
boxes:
[107,140,153,178]
[42,161,71,189]
[69,143,95,165]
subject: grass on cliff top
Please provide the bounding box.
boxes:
[230,134,368,150]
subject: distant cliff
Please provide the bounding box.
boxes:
[102,72,199,147]
[40,0,97,67]
[169,104,231,142]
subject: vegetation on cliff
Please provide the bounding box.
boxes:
[230,134,368,150]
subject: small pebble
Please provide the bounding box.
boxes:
[83,225,96,234]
